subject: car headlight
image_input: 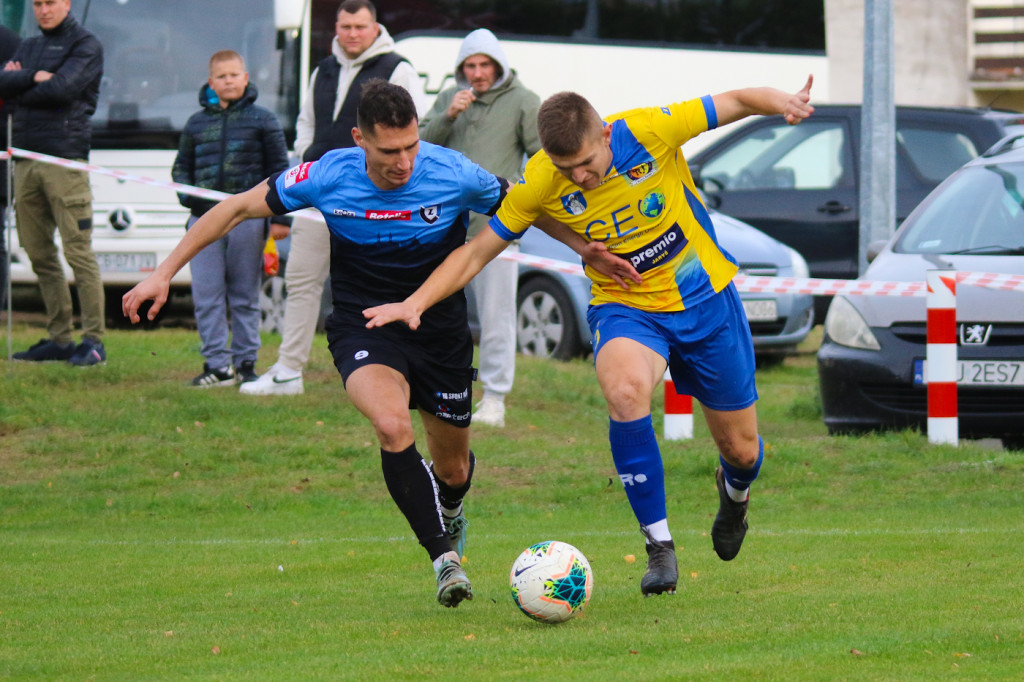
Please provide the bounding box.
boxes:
[785,246,809,279]
[823,295,880,350]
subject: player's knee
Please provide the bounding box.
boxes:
[719,435,760,469]
[372,412,415,450]
[602,378,651,419]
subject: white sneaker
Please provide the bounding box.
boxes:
[473,396,505,427]
[238,363,304,395]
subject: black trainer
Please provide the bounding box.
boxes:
[236,360,259,384]
[13,338,76,362]
[712,466,749,561]
[640,527,678,596]
[68,338,106,367]
[191,363,236,388]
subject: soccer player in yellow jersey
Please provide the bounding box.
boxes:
[365,76,814,596]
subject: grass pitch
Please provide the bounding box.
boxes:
[1,321,1022,680]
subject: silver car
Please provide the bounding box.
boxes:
[818,135,1024,449]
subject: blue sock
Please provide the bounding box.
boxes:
[719,436,764,491]
[609,416,666,527]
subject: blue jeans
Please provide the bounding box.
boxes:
[187,215,266,370]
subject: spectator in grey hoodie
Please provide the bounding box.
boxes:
[420,28,542,428]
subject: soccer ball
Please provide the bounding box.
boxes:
[509,540,593,623]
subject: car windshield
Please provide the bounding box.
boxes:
[895,161,1024,255]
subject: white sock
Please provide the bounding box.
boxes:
[725,478,750,503]
[432,550,460,571]
[642,519,672,544]
[440,502,462,519]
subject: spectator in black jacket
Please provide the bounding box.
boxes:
[172,49,291,388]
[0,0,105,365]
[0,24,21,310]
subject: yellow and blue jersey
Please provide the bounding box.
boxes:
[488,96,738,312]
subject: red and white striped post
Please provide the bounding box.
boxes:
[926,270,958,445]
[663,368,693,440]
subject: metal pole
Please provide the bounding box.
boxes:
[859,0,896,275]
[5,113,12,366]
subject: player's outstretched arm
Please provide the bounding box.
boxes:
[363,227,510,330]
[122,181,276,323]
[533,216,643,290]
[713,74,814,128]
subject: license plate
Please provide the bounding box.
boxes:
[913,359,1024,386]
[95,252,157,273]
[742,299,778,322]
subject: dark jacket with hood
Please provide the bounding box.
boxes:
[172,82,290,218]
[0,13,102,160]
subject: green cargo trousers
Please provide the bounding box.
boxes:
[14,159,104,344]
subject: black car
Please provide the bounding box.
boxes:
[689,105,1024,320]
[817,135,1024,450]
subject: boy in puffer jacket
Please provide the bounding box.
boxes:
[173,50,291,387]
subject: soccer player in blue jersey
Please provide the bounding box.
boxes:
[364,77,815,597]
[121,80,634,608]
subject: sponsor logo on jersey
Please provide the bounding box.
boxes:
[561,191,587,216]
[284,162,312,188]
[638,189,666,218]
[620,222,687,273]
[625,160,657,185]
[332,208,356,217]
[419,205,441,224]
[365,209,412,221]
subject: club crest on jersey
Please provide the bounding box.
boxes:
[625,160,657,185]
[284,162,312,188]
[419,205,441,224]
[365,209,411,221]
[561,191,587,216]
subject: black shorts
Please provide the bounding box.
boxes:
[325,312,476,428]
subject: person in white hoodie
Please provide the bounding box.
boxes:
[241,0,425,395]
[420,29,542,428]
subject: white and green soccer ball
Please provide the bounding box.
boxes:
[509,540,593,623]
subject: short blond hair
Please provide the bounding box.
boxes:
[209,49,245,72]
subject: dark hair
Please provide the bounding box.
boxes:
[356,79,418,133]
[537,91,603,157]
[338,0,376,19]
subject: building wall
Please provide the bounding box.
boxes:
[825,0,974,106]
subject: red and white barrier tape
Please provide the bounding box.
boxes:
[6,147,323,219]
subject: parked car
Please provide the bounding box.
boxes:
[466,211,814,363]
[817,135,1024,450]
[688,105,1024,321]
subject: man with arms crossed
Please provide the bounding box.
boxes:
[365,77,815,596]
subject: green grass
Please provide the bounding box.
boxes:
[1,321,1022,680]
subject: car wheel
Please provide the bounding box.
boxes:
[516,277,584,361]
[260,274,287,334]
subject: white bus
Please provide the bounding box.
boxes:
[4,0,826,314]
